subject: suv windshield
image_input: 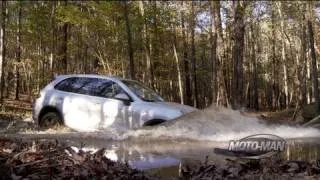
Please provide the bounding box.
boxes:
[121,80,163,102]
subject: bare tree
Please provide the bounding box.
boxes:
[181,2,191,106]
[307,2,320,113]
[139,1,153,87]
[210,1,217,105]
[191,2,198,108]
[15,1,22,100]
[299,3,307,106]
[0,1,6,103]
[123,1,135,79]
[173,27,184,104]
[231,1,247,109]
[276,2,289,109]
[271,4,279,109]
[249,23,259,110]
[50,1,56,78]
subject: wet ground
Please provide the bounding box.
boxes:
[1,106,320,179]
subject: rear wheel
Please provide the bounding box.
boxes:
[39,112,62,129]
[143,119,166,126]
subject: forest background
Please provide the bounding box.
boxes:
[0,1,320,112]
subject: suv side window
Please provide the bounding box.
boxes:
[54,77,81,93]
[100,82,125,98]
[54,77,126,99]
[79,78,113,96]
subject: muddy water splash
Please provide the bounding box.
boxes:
[18,105,320,142]
[5,106,320,173]
[122,106,320,141]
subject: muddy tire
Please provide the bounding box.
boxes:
[39,112,63,129]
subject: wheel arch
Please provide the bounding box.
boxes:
[38,106,64,125]
[143,119,166,126]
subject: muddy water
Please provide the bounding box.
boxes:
[2,106,320,178]
[3,133,320,178]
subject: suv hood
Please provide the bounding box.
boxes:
[155,102,197,114]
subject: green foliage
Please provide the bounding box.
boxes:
[1,1,320,110]
[56,4,88,26]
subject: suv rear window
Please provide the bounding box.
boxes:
[54,77,114,97]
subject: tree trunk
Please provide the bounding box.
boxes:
[307,52,312,104]
[249,23,259,110]
[61,22,68,73]
[123,1,135,79]
[210,1,217,105]
[276,2,289,109]
[15,2,22,100]
[139,1,153,87]
[0,1,6,103]
[282,41,289,108]
[271,5,279,110]
[299,8,307,106]
[214,1,228,106]
[308,20,320,113]
[231,2,247,109]
[181,2,191,106]
[173,27,184,104]
[152,1,159,88]
[50,1,56,78]
[191,2,198,108]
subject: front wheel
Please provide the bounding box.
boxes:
[39,112,63,129]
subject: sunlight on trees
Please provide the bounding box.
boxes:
[0,1,320,111]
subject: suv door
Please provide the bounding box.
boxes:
[55,77,105,131]
[55,77,132,131]
[97,81,132,129]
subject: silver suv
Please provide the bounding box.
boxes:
[33,74,196,131]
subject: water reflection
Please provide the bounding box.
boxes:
[3,131,320,179]
[67,137,320,173]
[129,156,180,170]
[282,138,320,161]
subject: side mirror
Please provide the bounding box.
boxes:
[114,93,131,105]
